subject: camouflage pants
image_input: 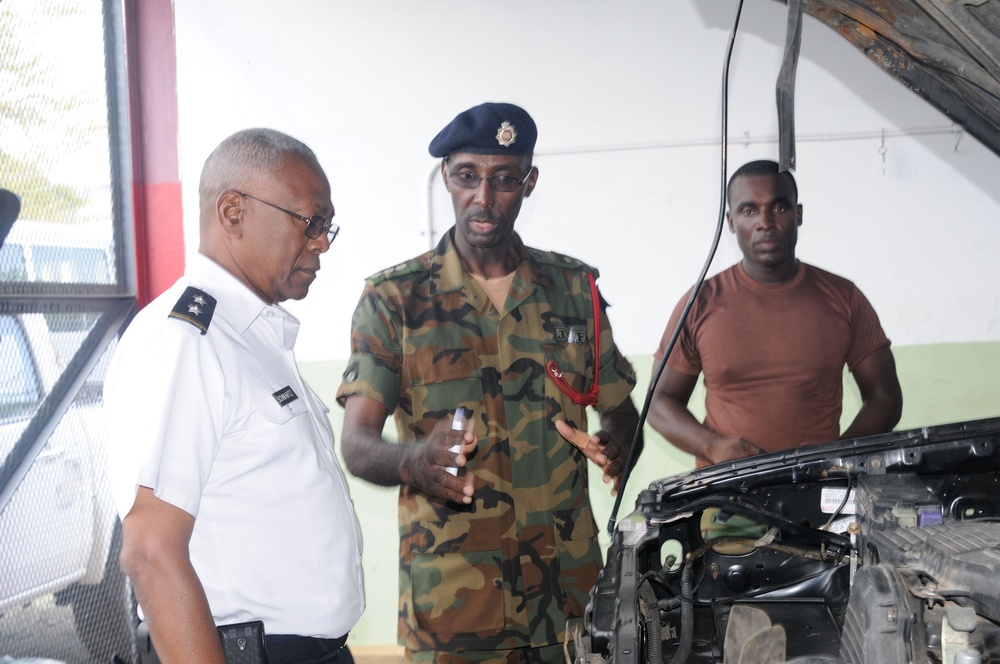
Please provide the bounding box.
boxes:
[404,643,571,664]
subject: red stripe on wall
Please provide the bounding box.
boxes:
[125,0,184,307]
[132,180,184,302]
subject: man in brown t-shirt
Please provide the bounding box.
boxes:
[649,160,903,468]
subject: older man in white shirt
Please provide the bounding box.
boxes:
[104,128,363,664]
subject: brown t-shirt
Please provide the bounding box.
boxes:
[654,261,890,466]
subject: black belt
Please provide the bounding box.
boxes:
[265,633,348,664]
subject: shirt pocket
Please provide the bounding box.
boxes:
[405,347,485,439]
[252,386,310,425]
[541,341,594,428]
[214,387,311,473]
[406,514,505,635]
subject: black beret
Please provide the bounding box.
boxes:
[428,102,537,158]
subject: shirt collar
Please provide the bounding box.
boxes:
[430,229,555,295]
[735,259,806,293]
[188,253,300,344]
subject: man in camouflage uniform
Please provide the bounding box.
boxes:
[337,102,640,664]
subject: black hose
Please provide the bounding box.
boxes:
[658,596,681,611]
[668,560,694,664]
[639,580,663,664]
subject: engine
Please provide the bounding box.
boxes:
[577,421,1000,664]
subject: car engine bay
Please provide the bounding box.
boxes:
[579,418,1000,664]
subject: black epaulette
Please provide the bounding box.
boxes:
[168,286,217,335]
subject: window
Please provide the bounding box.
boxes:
[0,316,42,423]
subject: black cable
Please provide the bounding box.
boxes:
[608,0,747,535]
[822,472,853,531]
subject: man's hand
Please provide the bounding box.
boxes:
[707,436,764,465]
[399,429,477,504]
[555,419,625,495]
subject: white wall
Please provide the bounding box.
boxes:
[173,0,1000,364]
[169,1,1000,647]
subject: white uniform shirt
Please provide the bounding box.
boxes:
[104,253,364,638]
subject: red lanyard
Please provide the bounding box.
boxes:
[545,272,600,406]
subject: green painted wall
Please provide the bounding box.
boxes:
[299,340,1000,647]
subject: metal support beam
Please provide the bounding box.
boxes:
[778,0,804,173]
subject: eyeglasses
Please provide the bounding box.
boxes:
[237,191,339,242]
[446,168,532,193]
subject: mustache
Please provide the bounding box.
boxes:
[467,209,497,222]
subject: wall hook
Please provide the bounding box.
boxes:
[879,130,887,176]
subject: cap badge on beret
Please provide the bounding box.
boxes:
[428,102,536,157]
[495,121,518,147]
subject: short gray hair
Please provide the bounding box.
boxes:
[198,128,317,214]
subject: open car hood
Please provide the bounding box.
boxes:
[796,0,1000,157]
[580,417,1000,663]
[573,5,1000,663]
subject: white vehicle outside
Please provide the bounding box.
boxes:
[0,308,130,658]
[0,219,116,286]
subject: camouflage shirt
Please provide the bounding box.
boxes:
[337,229,636,651]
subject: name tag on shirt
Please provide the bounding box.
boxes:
[555,325,588,344]
[272,386,299,407]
